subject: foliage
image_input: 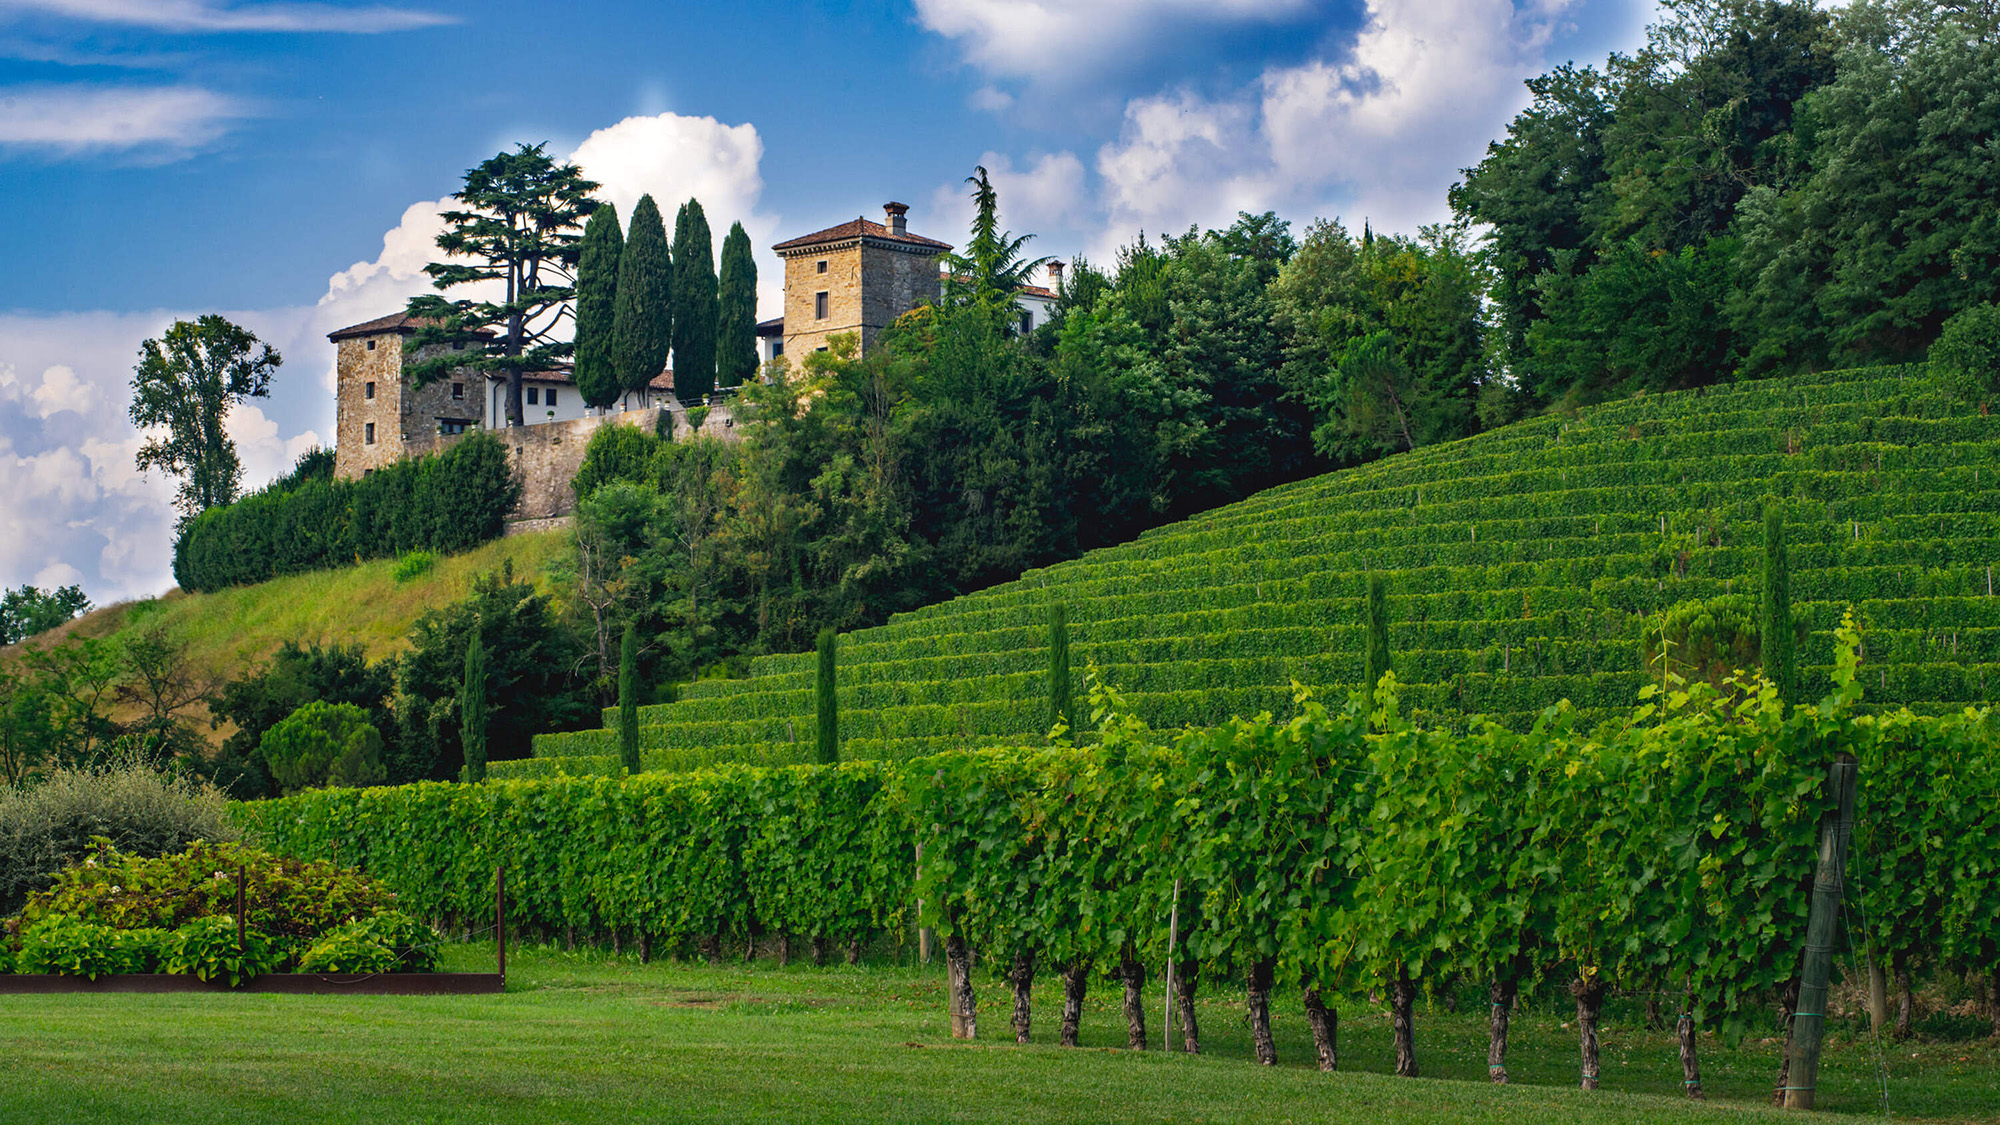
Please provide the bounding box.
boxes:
[14,914,155,978]
[612,194,673,399]
[296,911,439,974]
[173,431,521,593]
[717,221,758,388]
[673,198,719,401]
[128,314,281,522]
[1363,573,1391,691]
[1642,595,1760,693]
[0,584,91,647]
[1760,502,1798,703]
[394,564,595,781]
[1046,602,1072,738]
[392,550,438,584]
[401,143,599,427]
[260,701,385,794]
[618,623,639,775]
[16,840,395,943]
[162,914,281,985]
[573,201,624,409]
[1930,303,2000,405]
[815,629,838,765]
[210,641,397,798]
[0,756,233,915]
[941,166,1044,315]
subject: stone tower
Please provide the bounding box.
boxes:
[328,313,484,480]
[771,202,951,360]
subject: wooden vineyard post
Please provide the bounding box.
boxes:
[1784,754,1859,1111]
[496,865,507,984]
[1162,879,1180,1052]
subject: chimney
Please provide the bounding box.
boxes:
[884,201,909,236]
[1047,260,1065,290]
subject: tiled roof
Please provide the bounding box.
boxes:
[772,217,951,253]
[1018,284,1057,300]
[327,312,496,342]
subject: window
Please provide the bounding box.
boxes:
[364,422,375,444]
[814,291,829,319]
[816,259,827,274]
[364,380,375,400]
[1020,311,1033,334]
[452,341,465,351]
[816,346,828,353]
[772,341,784,357]
[546,389,558,407]
[527,387,539,405]
[441,420,469,435]
[451,382,464,400]
[366,339,376,351]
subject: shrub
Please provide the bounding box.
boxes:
[260,702,385,793]
[164,914,280,985]
[1931,302,2000,403]
[297,911,438,974]
[0,757,234,916]
[17,914,124,978]
[16,840,397,943]
[391,550,438,583]
[172,431,521,593]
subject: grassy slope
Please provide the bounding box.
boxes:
[3,531,570,740]
[4,944,1992,1124]
[521,364,2000,776]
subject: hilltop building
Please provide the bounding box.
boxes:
[755,202,1063,367]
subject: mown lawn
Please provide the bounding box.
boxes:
[2,943,1993,1124]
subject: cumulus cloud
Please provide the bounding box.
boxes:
[1083,0,1582,252]
[0,0,455,33]
[0,84,248,156]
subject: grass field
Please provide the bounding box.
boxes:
[3,943,1993,1124]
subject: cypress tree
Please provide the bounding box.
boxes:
[612,194,672,402]
[815,628,838,765]
[618,621,640,775]
[1761,500,1798,704]
[672,199,719,402]
[1364,573,1392,696]
[717,221,758,388]
[1047,601,1073,738]
[460,631,488,783]
[573,203,623,410]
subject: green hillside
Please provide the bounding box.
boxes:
[507,364,1999,778]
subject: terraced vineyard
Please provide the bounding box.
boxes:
[502,364,2000,778]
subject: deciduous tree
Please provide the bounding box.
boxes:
[129,315,280,522]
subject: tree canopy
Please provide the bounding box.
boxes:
[129,315,280,522]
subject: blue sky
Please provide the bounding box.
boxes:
[0,0,1649,603]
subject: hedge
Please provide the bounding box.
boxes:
[173,432,521,592]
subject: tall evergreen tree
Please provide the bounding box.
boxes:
[1760,501,1797,705]
[673,198,720,401]
[717,221,758,389]
[1364,573,1393,695]
[617,621,640,775]
[612,194,673,403]
[459,631,488,783]
[815,628,839,765]
[1047,602,1073,738]
[403,144,598,428]
[574,202,623,410]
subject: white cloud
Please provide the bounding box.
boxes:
[29,364,93,417]
[928,151,1088,263]
[569,111,784,318]
[1089,0,1584,252]
[0,0,455,33]
[912,0,1311,82]
[0,84,248,155]
[969,85,1014,113]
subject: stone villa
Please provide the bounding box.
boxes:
[328,200,1061,514]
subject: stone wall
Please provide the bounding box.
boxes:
[858,242,942,353]
[333,333,485,480]
[782,243,864,358]
[408,402,742,523]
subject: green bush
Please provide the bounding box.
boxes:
[1932,303,2000,402]
[260,702,386,793]
[391,550,438,583]
[16,915,125,978]
[297,911,438,974]
[0,757,234,916]
[16,840,397,944]
[164,915,280,985]
[172,431,520,593]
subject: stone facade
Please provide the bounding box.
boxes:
[773,204,948,360]
[330,314,484,481]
